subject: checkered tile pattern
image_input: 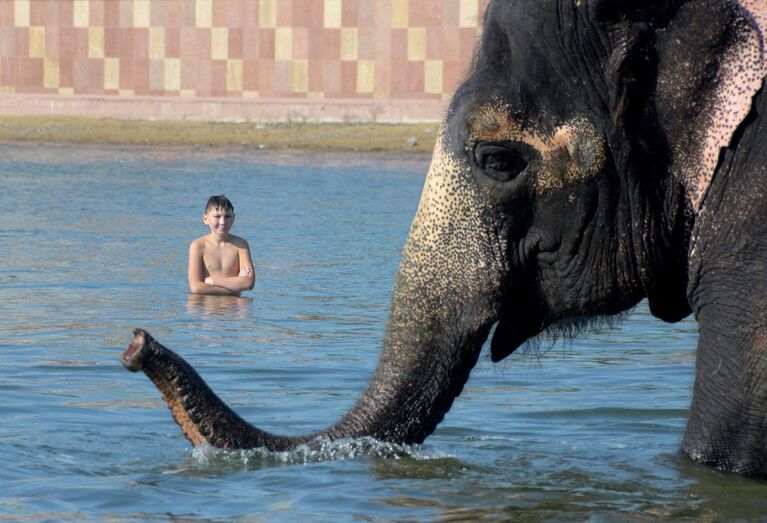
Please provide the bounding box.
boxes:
[0,0,488,104]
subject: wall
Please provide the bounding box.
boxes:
[0,0,489,122]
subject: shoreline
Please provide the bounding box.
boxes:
[0,116,440,154]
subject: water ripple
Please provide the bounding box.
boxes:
[4,144,762,522]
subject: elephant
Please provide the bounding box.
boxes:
[122,0,767,478]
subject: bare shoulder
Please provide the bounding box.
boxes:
[228,234,251,249]
[189,235,209,252]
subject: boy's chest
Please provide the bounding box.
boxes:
[202,245,239,274]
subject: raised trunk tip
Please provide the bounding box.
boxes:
[122,328,153,372]
[122,330,305,450]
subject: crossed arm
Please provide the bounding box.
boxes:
[187,242,256,295]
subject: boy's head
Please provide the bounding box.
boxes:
[203,195,236,236]
[204,195,234,215]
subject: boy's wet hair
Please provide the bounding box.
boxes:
[205,195,234,214]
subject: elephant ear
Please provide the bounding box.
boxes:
[588,0,680,25]
[588,1,681,144]
[654,0,767,212]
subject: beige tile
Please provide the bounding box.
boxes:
[164,58,180,90]
[459,0,478,28]
[88,27,104,58]
[196,0,212,28]
[212,27,228,59]
[29,26,45,58]
[14,0,29,27]
[44,58,59,88]
[73,0,89,28]
[149,27,164,59]
[324,0,341,28]
[134,0,151,28]
[275,27,292,60]
[424,59,442,93]
[260,0,275,28]
[227,58,243,91]
[356,59,374,93]
[340,27,357,61]
[291,59,307,92]
[407,27,425,61]
[104,57,119,89]
[391,0,408,28]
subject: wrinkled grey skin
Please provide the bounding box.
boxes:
[124,0,767,478]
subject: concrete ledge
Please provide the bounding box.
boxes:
[0,94,447,124]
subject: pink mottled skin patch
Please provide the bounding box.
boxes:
[688,1,767,212]
[741,0,767,35]
[465,101,605,193]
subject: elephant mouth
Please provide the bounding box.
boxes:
[487,234,550,362]
[490,316,543,362]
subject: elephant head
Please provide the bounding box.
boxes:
[124,0,767,477]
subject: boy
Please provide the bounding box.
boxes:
[188,195,255,296]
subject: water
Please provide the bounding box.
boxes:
[1,143,765,521]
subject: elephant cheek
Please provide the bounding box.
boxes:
[398,130,504,331]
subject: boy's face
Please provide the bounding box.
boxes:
[203,206,235,236]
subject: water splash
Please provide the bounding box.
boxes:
[190,437,449,467]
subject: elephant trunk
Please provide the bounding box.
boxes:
[123,329,308,450]
[323,258,498,444]
[122,132,503,450]
[123,272,494,449]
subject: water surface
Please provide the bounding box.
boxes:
[2,143,766,521]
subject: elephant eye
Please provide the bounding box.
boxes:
[473,141,536,182]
